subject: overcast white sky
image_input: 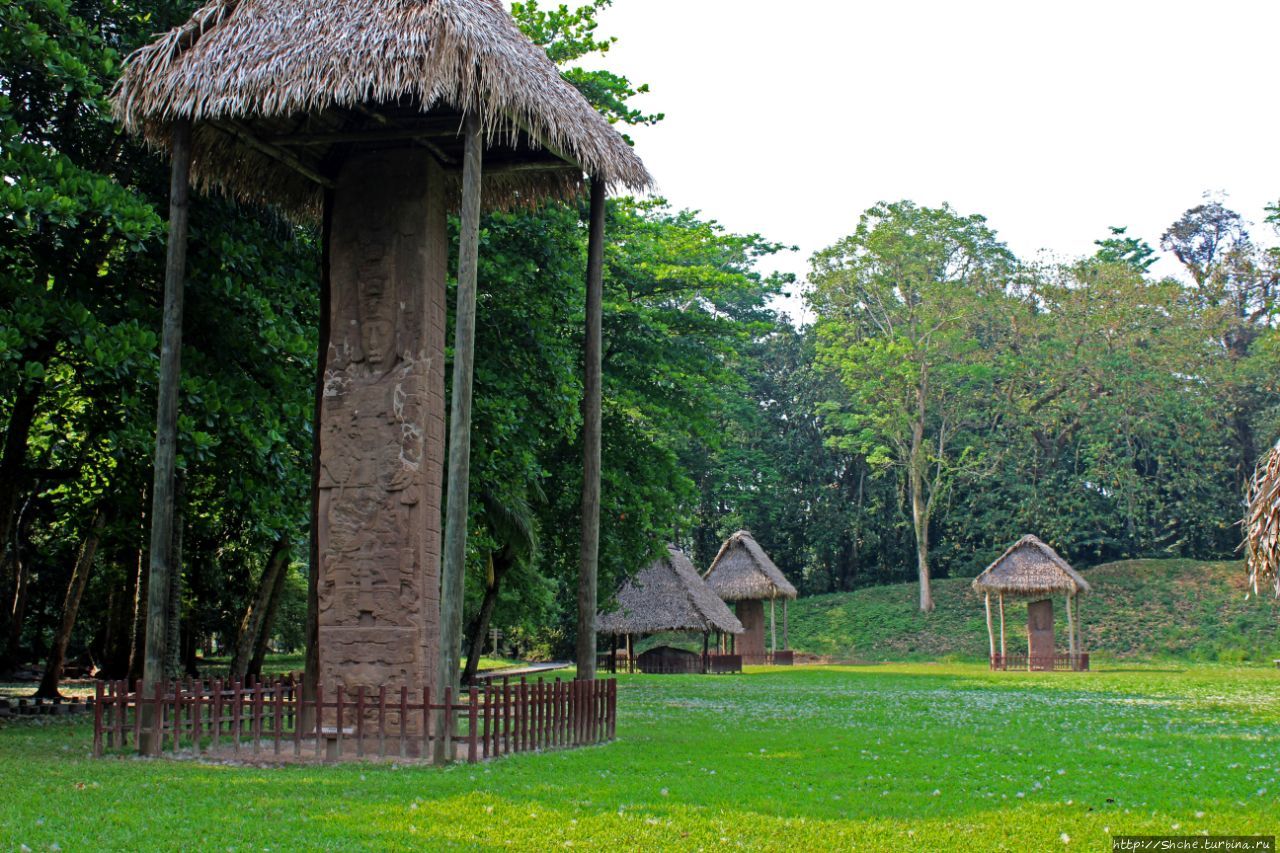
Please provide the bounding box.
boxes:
[576,0,1280,322]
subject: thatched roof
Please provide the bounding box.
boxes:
[1245,441,1280,598]
[703,531,798,602]
[597,546,743,636]
[971,535,1091,598]
[111,0,652,217]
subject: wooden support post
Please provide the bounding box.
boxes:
[1077,595,1085,658]
[576,176,607,681]
[783,598,789,650]
[302,190,333,738]
[702,632,709,673]
[141,119,192,755]
[1066,592,1076,659]
[769,595,777,656]
[437,112,483,760]
[984,592,995,663]
[998,593,1006,658]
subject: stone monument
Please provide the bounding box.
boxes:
[316,151,447,733]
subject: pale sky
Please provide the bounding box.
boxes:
[577,0,1280,322]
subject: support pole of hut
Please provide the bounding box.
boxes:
[575,176,606,682]
[984,592,995,662]
[438,112,483,759]
[1077,595,1085,658]
[783,598,789,650]
[1066,592,1076,659]
[702,632,709,673]
[998,593,1006,658]
[141,118,192,755]
[769,594,777,656]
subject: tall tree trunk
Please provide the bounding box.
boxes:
[0,337,53,671]
[909,422,934,613]
[0,380,43,572]
[230,537,289,681]
[6,553,30,669]
[127,536,147,683]
[36,508,108,698]
[248,543,290,679]
[462,552,513,685]
[576,177,606,681]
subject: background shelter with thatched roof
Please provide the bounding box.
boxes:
[112,0,648,754]
[703,531,798,664]
[597,546,743,674]
[972,535,1092,671]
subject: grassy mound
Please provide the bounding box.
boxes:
[787,559,1280,662]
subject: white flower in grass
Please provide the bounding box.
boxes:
[660,788,668,797]
[1195,811,1205,819]
[1172,824,1180,831]
[1061,833,1070,844]
[932,790,940,797]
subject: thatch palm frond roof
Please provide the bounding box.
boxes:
[971,535,1091,598]
[111,0,651,216]
[703,530,798,602]
[597,546,743,636]
[1245,442,1280,598]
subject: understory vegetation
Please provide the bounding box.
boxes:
[2,664,1277,850]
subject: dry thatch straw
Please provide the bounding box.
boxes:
[111,0,652,217]
[703,530,798,603]
[971,534,1091,598]
[1245,442,1280,598]
[597,546,744,636]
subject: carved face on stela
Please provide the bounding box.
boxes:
[354,218,398,374]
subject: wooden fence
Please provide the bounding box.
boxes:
[739,651,794,666]
[92,676,616,763]
[990,653,1089,672]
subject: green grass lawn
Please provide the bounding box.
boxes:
[2,663,1277,850]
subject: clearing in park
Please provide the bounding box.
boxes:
[2,663,1277,849]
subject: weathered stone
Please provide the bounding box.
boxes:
[316,150,447,734]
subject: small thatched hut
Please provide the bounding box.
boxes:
[113,0,650,732]
[597,546,743,673]
[972,535,1092,671]
[703,531,798,664]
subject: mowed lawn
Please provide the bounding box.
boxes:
[2,664,1278,851]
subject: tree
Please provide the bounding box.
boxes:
[1094,226,1157,272]
[1163,200,1280,489]
[810,201,1015,612]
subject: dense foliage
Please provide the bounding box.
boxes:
[1,0,1276,686]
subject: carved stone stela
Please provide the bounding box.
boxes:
[317,150,447,733]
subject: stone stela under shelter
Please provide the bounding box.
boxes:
[111,0,650,746]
